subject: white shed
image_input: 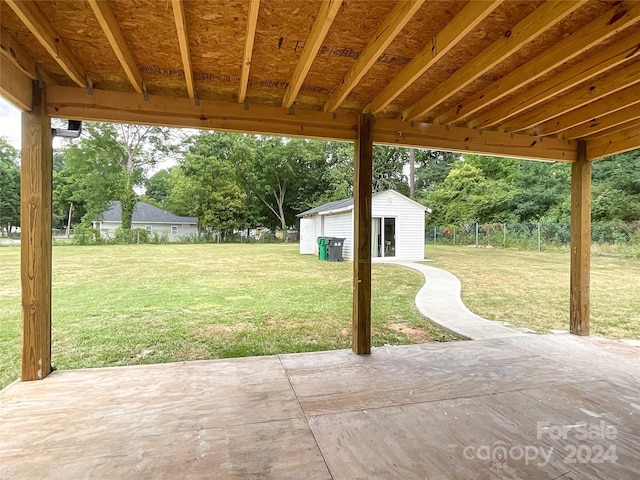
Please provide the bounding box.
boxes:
[297,190,428,261]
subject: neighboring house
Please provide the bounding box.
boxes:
[297,190,429,261]
[94,201,198,242]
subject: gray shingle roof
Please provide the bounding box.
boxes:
[99,201,198,224]
[297,198,354,217]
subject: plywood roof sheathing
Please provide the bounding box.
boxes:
[5,0,91,88]
[238,0,260,103]
[282,0,343,109]
[401,0,588,122]
[323,0,425,113]
[436,1,640,126]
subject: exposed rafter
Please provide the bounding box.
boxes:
[0,55,32,111]
[323,0,425,113]
[46,86,576,162]
[88,0,145,94]
[171,0,195,99]
[364,0,502,115]
[282,0,343,108]
[562,104,640,140]
[470,35,640,129]
[238,0,260,103]
[527,82,640,138]
[587,123,640,160]
[502,61,640,134]
[583,117,640,141]
[401,0,587,122]
[435,1,640,126]
[5,0,90,88]
[1,26,38,80]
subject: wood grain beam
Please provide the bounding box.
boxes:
[46,86,577,162]
[501,61,640,134]
[587,123,640,160]
[525,83,640,140]
[471,35,640,129]
[401,0,587,122]
[1,54,32,111]
[582,117,640,141]
[88,0,145,94]
[364,0,502,115]
[561,104,640,140]
[570,141,590,336]
[1,26,38,80]
[282,0,342,108]
[21,81,53,380]
[436,1,640,126]
[5,0,89,88]
[324,0,425,113]
[352,113,373,355]
[171,0,195,99]
[238,0,260,103]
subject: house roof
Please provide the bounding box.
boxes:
[2,1,639,162]
[99,201,198,225]
[297,190,427,217]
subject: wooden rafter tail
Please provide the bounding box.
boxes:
[501,61,640,135]
[401,0,588,122]
[5,0,87,88]
[171,0,195,99]
[282,0,342,109]
[587,123,640,160]
[88,0,144,94]
[436,0,640,126]
[323,0,425,113]
[364,0,502,115]
[238,0,260,104]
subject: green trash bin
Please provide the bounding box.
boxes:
[317,237,328,261]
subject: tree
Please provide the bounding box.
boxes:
[414,149,459,194]
[0,137,20,235]
[144,169,173,205]
[372,146,409,195]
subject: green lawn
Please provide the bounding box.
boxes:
[0,244,452,389]
[426,245,640,339]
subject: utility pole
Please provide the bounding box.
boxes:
[409,148,415,199]
[66,203,73,238]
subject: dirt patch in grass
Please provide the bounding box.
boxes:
[389,323,432,343]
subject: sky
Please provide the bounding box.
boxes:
[0,97,22,149]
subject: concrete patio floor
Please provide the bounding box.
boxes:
[1,334,639,479]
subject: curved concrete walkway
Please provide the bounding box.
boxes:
[376,259,525,341]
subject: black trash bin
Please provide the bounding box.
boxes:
[326,237,346,262]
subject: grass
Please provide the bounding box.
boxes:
[0,244,454,389]
[426,245,640,340]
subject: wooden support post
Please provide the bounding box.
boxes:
[21,81,53,380]
[352,114,373,354]
[570,140,591,336]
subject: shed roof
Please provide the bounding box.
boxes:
[2,0,639,161]
[297,189,427,217]
[99,201,198,225]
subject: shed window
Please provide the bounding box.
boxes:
[145,225,152,233]
[171,226,178,235]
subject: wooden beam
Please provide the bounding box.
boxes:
[561,104,640,140]
[436,2,640,126]
[582,117,640,141]
[373,117,576,162]
[471,35,640,129]
[5,0,89,88]
[324,0,425,113]
[401,0,587,122]
[521,82,640,138]
[1,26,38,80]
[570,141,590,336]
[502,61,640,134]
[587,123,640,160]
[46,86,576,162]
[171,0,195,99]
[88,0,145,94]
[21,81,53,380]
[352,113,373,355]
[282,0,342,108]
[1,55,32,111]
[365,0,502,115]
[238,0,260,104]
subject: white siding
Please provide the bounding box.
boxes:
[98,221,198,242]
[323,212,354,261]
[372,190,425,260]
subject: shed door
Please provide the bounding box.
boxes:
[299,218,317,254]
